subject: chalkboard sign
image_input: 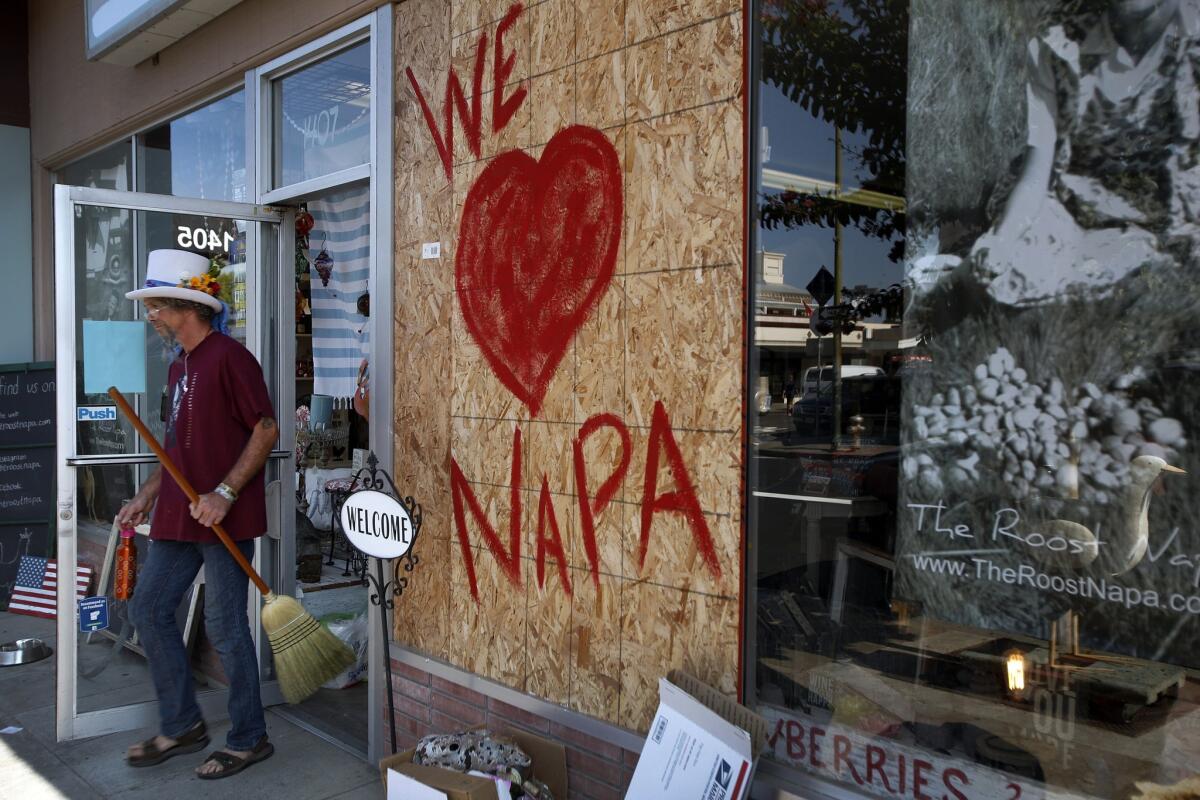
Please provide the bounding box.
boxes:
[0,366,56,447]
[0,446,54,523]
[0,522,51,609]
[0,363,55,610]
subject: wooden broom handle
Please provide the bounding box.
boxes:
[108,387,271,596]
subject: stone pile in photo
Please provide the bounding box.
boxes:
[904,347,1185,504]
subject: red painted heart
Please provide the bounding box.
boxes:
[456,125,623,417]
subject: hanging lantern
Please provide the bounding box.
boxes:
[295,210,315,237]
[313,236,334,287]
[1006,651,1026,693]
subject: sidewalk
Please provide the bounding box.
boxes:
[0,612,382,800]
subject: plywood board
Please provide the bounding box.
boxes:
[527,435,567,515]
[624,266,742,431]
[451,289,531,422]
[531,65,577,151]
[625,425,741,517]
[619,581,739,730]
[625,102,742,274]
[524,480,576,564]
[529,0,575,74]
[569,481,624,579]
[446,480,519,589]
[574,270,626,423]
[451,415,519,486]
[392,293,453,524]
[484,555,528,690]
[626,0,739,43]
[447,546,493,676]
[394,533,453,661]
[578,52,625,131]
[569,566,622,721]
[525,556,572,704]
[576,0,625,59]
[393,0,744,731]
[629,508,739,598]
[450,0,500,38]
[626,13,741,123]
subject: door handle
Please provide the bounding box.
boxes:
[266,480,281,540]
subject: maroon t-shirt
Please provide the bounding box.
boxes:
[152,333,275,543]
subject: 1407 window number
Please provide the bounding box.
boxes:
[177,226,235,252]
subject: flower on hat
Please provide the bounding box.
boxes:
[177,254,226,298]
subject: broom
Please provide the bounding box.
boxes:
[108,386,354,703]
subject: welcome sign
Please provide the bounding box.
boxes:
[339,489,415,560]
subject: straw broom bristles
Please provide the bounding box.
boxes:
[262,592,356,704]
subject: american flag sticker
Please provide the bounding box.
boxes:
[8,556,93,620]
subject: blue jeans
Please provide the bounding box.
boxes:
[130,538,266,751]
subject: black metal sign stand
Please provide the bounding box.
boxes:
[336,452,422,755]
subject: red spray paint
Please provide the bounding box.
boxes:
[492,4,527,133]
[573,413,631,588]
[639,401,722,579]
[409,5,723,599]
[450,426,523,599]
[455,125,623,417]
[535,475,572,595]
[451,410,721,602]
[405,3,527,180]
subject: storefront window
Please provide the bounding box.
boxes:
[139,90,247,201]
[59,141,135,326]
[273,41,371,188]
[58,114,249,462]
[136,92,249,352]
[748,1,1199,797]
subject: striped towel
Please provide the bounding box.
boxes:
[309,186,370,398]
[9,556,93,619]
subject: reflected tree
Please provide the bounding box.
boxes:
[758,0,907,263]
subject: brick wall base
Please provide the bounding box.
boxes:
[385,657,641,800]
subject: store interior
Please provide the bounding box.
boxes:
[284,187,373,755]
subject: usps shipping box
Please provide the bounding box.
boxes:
[625,672,768,800]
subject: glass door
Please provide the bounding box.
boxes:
[52,185,295,742]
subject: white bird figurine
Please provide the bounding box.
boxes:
[1043,455,1185,575]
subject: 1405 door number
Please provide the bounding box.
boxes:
[176,226,235,252]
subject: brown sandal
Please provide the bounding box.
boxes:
[196,736,274,780]
[126,721,209,768]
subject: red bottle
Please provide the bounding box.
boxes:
[114,527,137,600]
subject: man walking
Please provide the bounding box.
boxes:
[117,249,278,779]
[784,373,797,413]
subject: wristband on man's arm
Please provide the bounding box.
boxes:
[214,483,238,503]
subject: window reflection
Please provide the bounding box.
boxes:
[57,144,137,541]
[274,42,371,188]
[140,91,246,202]
[60,141,135,324]
[750,0,1200,797]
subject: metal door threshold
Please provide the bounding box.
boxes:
[268,706,368,762]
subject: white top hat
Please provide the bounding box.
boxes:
[126,249,223,311]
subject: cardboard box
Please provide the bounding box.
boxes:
[385,764,494,800]
[625,671,769,800]
[379,726,568,800]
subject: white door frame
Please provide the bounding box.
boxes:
[247,5,394,762]
[52,184,290,742]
